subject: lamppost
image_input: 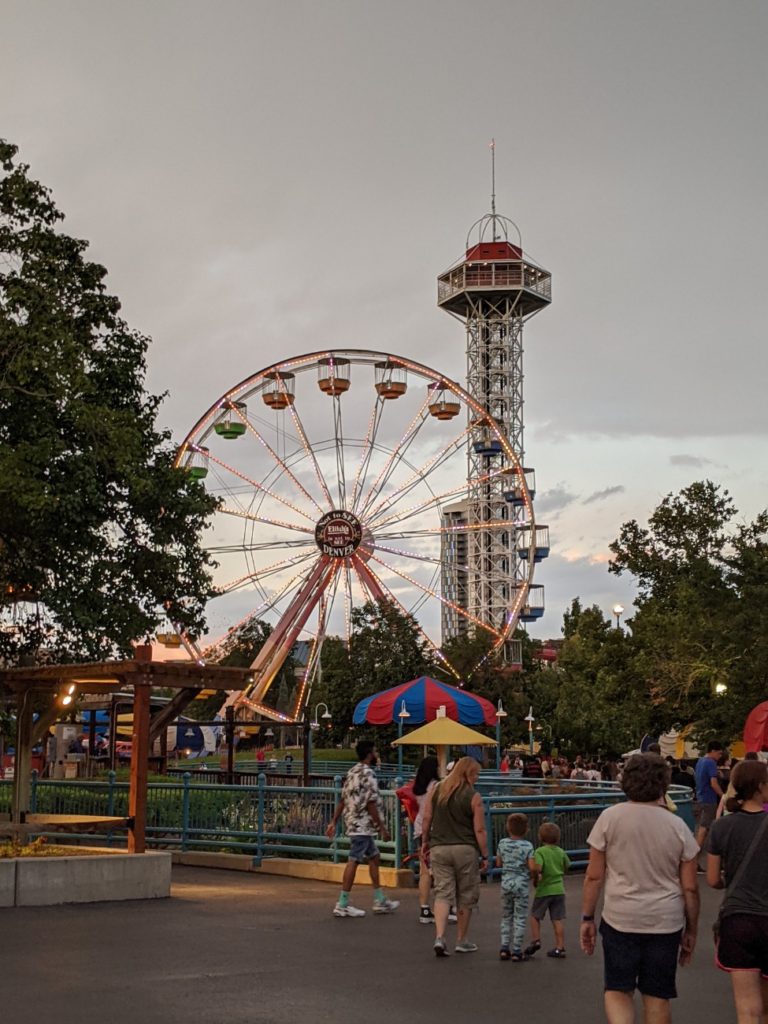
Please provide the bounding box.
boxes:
[495,699,508,769]
[308,703,331,775]
[612,604,625,630]
[397,700,410,774]
[524,706,535,756]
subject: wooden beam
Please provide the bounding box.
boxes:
[127,680,151,854]
[147,687,200,743]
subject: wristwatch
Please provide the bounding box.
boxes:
[581,914,595,922]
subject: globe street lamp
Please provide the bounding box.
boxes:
[612,604,625,630]
[306,703,331,778]
[397,700,411,774]
[524,706,535,756]
[495,699,508,769]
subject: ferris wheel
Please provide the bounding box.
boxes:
[174,350,538,722]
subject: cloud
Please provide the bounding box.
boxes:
[535,484,579,516]
[582,485,625,505]
[670,454,714,468]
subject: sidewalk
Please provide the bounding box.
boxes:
[1,866,732,1024]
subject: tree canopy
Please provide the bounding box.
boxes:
[0,140,216,664]
[609,481,768,743]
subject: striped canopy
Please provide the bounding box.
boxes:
[352,676,496,727]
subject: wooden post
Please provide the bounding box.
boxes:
[128,680,151,853]
[226,706,235,783]
[12,690,34,824]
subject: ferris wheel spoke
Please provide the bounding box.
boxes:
[283,391,335,510]
[198,446,316,523]
[331,395,348,509]
[220,506,315,535]
[374,520,511,541]
[367,421,473,524]
[291,568,340,718]
[207,538,313,555]
[374,543,471,573]
[343,561,354,646]
[367,551,502,640]
[214,549,317,596]
[371,467,506,532]
[349,402,383,512]
[248,557,339,703]
[228,403,326,516]
[352,556,461,680]
[356,395,431,519]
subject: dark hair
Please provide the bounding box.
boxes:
[745,751,759,761]
[506,813,528,838]
[647,742,661,754]
[725,760,768,813]
[707,740,724,753]
[413,756,439,796]
[355,739,376,762]
[621,753,669,803]
[539,822,560,845]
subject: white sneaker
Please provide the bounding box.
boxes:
[373,897,400,914]
[333,902,366,917]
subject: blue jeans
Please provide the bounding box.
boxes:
[501,880,530,950]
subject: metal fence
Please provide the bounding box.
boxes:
[0,774,693,871]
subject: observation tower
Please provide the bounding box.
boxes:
[437,150,551,660]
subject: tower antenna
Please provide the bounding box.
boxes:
[490,138,497,239]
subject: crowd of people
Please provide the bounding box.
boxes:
[327,738,768,1024]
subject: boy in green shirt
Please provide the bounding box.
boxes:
[525,821,571,958]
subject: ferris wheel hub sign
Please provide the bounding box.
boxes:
[315,510,364,557]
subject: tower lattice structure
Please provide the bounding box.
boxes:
[437,210,551,661]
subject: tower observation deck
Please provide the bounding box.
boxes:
[438,208,551,662]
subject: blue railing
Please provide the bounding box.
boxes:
[0,774,692,871]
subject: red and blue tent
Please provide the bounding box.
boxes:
[353,676,496,727]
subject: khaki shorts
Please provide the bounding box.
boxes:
[430,844,481,909]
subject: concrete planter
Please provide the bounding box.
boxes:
[0,860,16,907]
[1,849,171,907]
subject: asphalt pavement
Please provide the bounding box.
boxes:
[1,866,734,1024]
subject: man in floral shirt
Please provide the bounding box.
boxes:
[326,739,400,917]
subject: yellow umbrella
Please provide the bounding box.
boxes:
[393,714,496,776]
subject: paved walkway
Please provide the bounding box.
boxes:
[2,866,733,1024]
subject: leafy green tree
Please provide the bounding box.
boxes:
[0,140,216,664]
[441,627,544,745]
[552,599,649,755]
[316,600,435,744]
[609,481,768,744]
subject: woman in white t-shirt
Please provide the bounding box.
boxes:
[579,753,700,1023]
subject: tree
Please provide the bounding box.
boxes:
[0,140,216,664]
[441,627,544,745]
[609,481,768,743]
[315,600,435,744]
[552,599,649,754]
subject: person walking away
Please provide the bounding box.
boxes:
[580,753,700,1024]
[497,813,537,961]
[707,759,768,1024]
[411,755,440,924]
[325,740,399,918]
[526,822,571,958]
[695,741,725,863]
[421,756,489,957]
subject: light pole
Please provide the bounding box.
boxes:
[524,706,535,756]
[397,700,411,774]
[308,703,331,776]
[495,699,508,769]
[612,604,625,630]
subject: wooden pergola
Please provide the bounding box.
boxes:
[0,651,253,852]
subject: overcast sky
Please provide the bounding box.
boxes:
[3,0,767,640]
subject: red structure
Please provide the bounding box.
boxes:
[743,701,768,752]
